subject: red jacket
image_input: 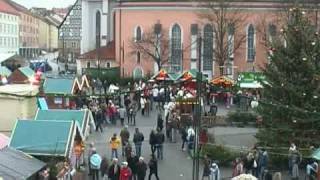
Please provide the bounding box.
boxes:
[120,167,132,180]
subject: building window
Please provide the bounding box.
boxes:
[87,62,90,68]
[136,26,142,42]
[247,24,255,62]
[227,23,235,59]
[203,24,214,71]
[95,11,101,48]
[171,24,182,73]
[268,24,277,43]
[137,52,141,64]
[106,62,111,68]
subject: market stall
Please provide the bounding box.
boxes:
[210,76,235,107]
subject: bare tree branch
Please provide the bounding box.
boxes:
[198,0,247,76]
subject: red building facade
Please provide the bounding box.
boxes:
[113,1,319,80]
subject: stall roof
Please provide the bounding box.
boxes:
[177,69,207,81]
[37,97,48,110]
[0,147,46,180]
[18,66,35,79]
[0,53,16,64]
[35,109,93,137]
[0,84,39,96]
[150,69,179,81]
[10,120,77,157]
[0,66,12,77]
[312,148,320,160]
[43,77,76,94]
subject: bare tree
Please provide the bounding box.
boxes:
[199,0,247,76]
[129,23,171,72]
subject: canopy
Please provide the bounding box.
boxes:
[10,120,79,157]
[150,69,178,82]
[231,174,257,180]
[237,72,266,89]
[211,76,235,87]
[176,69,207,82]
[312,148,320,160]
[0,147,46,180]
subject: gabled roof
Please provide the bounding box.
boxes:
[10,120,77,157]
[78,41,116,60]
[35,109,90,137]
[18,66,35,79]
[0,0,19,16]
[43,77,76,95]
[75,75,90,90]
[0,66,12,77]
[0,147,46,179]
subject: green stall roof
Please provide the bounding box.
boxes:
[18,66,35,79]
[35,109,88,137]
[9,120,75,157]
[43,78,75,94]
[0,66,12,77]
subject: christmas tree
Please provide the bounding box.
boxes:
[256,7,320,150]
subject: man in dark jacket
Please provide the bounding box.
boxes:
[133,128,144,157]
[155,128,165,160]
[136,156,148,180]
[148,154,160,180]
[156,114,164,131]
[108,158,120,180]
[95,108,104,132]
[149,130,157,155]
[127,151,139,180]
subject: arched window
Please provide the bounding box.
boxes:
[247,24,255,62]
[268,24,277,42]
[227,23,235,59]
[136,26,142,41]
[203,24,214,71]
[95,11,101,48]
[133,67,143,80]
[137,52,141,64]
[171,24,182,72]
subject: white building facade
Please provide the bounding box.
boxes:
[81,0,114,54]
[0,11,19,54]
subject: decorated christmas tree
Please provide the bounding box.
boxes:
[256,7,320,150]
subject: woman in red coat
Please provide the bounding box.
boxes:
[120,162,132,180]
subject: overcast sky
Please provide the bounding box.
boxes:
[12,0,76,9]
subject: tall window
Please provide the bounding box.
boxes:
[95,11,101,48]
[268,24,277,43]
[171,24,182,72]
[137,52,141,64]
[247,24,255,62]
[136,26,142,41]
[203,24,214,71]
[227,23,235,60]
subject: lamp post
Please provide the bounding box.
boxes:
[192,35,202,180]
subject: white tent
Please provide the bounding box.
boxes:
[108,84,119,93]
[231,174,258,180]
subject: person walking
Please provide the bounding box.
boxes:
[258,149,268,180]
[187,126,195,157]
[149,130,157,155]
[156,114,164,132]
[108,158,120,180]
[148,154,160,180]
[127,151,139,180]
[140,95,146,116]
[100,156,109,180]
[120,162,132,180]
[120,126,130,157]
[136,157,148,180]
[95,108,104,132]
[202,155,211,180]
[155,128,165,160]
[90,149,102,180]
[88,142,95,176]
[119,105,126,126]
[133,128,144,157]
[210,163,220,180]
[109,133,121,159]
[180,127,187,151]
